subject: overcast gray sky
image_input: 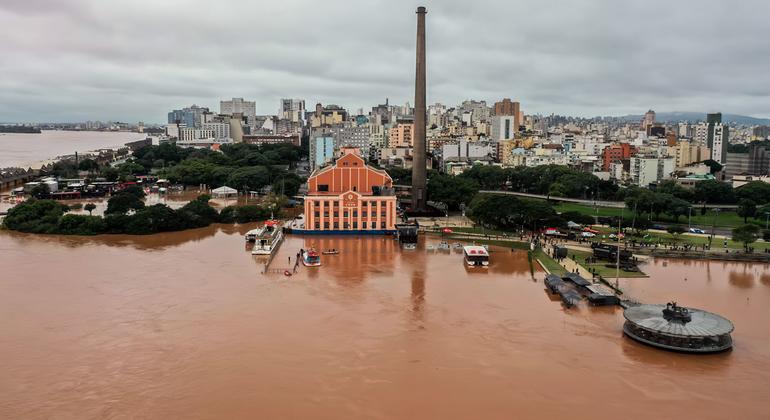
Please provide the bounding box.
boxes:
[1,0,769,123]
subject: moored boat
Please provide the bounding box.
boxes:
[301,247,322,266]
[463,245,489,267]
[249,220,284,255]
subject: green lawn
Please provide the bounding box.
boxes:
[533,249,567,276]
[554,202,761,230]
[445,226,518,236]
[569,250,647,278]
[623,231,770,251]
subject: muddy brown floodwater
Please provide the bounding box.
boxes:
[1,228,769,419]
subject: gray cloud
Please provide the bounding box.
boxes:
[1,0,769,123]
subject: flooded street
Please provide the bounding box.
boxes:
[1,229,769,419]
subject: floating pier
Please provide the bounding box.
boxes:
[623,302,734,353]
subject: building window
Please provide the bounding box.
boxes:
[333,222,339,228]
[323,212,329,217]
[343,211,348,217]
[352,186,357,192]
[314,201,320,207]
[318,184,329,192]
[362,211,367,217]
[315,222,320,229]
[314,212,320,217]
[380,222,386,229]
[362,222,367,229]
[353,211,358,217]
[353,222,358,229]
[324,222,329,229]
[333,212,338,217]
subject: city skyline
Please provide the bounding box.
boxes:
[2,0,770,122]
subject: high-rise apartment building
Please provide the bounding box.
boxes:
[490,116,517,141]
[493,98,521,134]
[674,140,710,168]
[601,143,638,171]
[167,105,209,128]
[280,99,306,122]
[706,113,729,164]
[641,109,655,132]
[389,123,414,147]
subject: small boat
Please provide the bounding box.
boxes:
[322,249,340,255]
[452,242,463,250]
[248,220,284,255]
[426,245,436,251]
[402,243,417,250]
[463,245,490,267]
[284,270,292,277]
[301,248,322,267]
[437,241,451,251]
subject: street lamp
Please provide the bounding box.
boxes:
[710,208,721,243]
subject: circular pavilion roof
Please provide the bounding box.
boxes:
[624,304,734,337]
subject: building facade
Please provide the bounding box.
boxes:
[707,113,729,164]
[389,123,414,148]
[302,151,397,234]
[601,143,637,171]
[220,98,256,117]
[311,136,335,170]
[490,116,517,142]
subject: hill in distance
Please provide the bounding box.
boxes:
[616,112,770,125]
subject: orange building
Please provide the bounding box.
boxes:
[601,143,638,171]
[389,123,414,147]
[301,150,398,234]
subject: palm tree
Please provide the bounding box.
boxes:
[84,203,96,216]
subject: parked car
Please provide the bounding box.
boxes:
[581,231,596,238]
[689,228,705,234]
[651,224,666,230]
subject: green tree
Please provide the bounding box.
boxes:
[2,199,69,233]
[84,203,97,216]
[78,159,100,173]
[105,189,145,215]
[227,167,272,192]
[693,180,735,204]
[665,197,691,223]
[732,224,761,251]
[30,182,50,198]
[703,159,724,174]
[427,174,478,211]
[56,214,106,235]
[737,199,757,223]
[735,182,770,205]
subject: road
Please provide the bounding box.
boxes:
[478,190,739,210]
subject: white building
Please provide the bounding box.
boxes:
[709,123,728,164]
[490,116,517,142]
[220,98,256,117]
[202,122,231,140]
[631,157,675,187]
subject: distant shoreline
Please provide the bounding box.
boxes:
[0,126,41,134]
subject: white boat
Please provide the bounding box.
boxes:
[463,245,490,267]
[248,220,284,255]
[301,247,321,267]
[437,241,451,251]
[402,243,417,250]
